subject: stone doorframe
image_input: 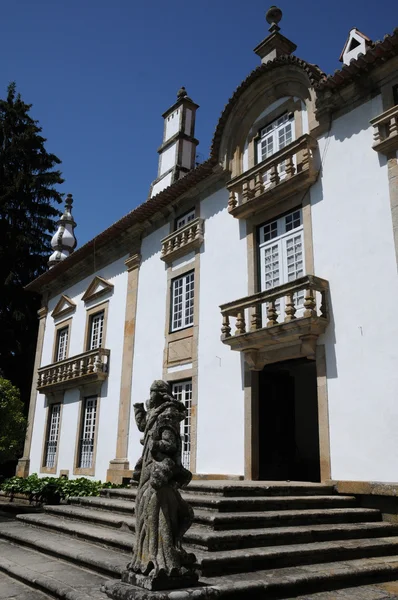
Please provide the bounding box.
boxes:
[243,344,331,482]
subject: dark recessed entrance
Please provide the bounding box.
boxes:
[258,358,320,482]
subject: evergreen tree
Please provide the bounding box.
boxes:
[0,82,63,407]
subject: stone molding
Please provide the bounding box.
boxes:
[124,253,141,272]
[81,276,114,304]
[51,295,76,320]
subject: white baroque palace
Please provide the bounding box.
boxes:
[18,13,398,499]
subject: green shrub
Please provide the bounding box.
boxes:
[0,473,126,504]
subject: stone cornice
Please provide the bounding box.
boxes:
[125,253,142,271]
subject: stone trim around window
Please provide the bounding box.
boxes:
[73,382,102,477]
[51,295,76,320]
[51,317,73,364]
[83,301,109,352]
[40,392,64,475]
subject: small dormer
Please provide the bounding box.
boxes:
[340,28,372,65]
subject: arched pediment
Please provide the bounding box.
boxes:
[210,56,324,175]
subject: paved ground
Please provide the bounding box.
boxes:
[0,572,49,599]
[285,581,398,598]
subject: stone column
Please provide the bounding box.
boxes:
[107,253,141,484]
[16,306,48,477]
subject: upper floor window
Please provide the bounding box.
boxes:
[175,209,195,230]
[259,209,304,313]
[44,403,61,469]
[257,113,294,164]
[171,272,194,332]
[88,311,104,350]
[172,380,192,470]
[55,326,69,362]
[393,84,398,106]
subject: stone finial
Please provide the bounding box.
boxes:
[177,86,188,99]
[266,5,283,33]
[48,193,77,269]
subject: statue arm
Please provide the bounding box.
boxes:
[133,402,147,432]
[153,427,178,455]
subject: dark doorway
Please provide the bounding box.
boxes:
[258,358,320,482]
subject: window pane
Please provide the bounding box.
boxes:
[184,272,195,326]
[171,272,194,331]
[172,381,192,470]
[285,209,301,232]
[79,397,97,469]
[56,327,68,361]
[90,312,104,350]
[176,209,195,230]
[45,404,61,468]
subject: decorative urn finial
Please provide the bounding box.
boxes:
[48,193,77,269]
[266,5,283,33]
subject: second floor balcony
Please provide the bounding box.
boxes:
[227,134,319,220]
[37,348,110,394]
[220,275,329,370]
[161,217,204,263]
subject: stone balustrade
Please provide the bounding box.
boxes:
[227,134,319,219]
[160,217,204,263]
[37,348,110,393]
[220,275,329,369]
[370,105,398,155]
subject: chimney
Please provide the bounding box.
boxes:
[253,6,297,64]
[150,87,199,198]
[48,194,77,269]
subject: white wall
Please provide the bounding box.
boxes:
[165,109,180,141]
[184,109,192,135]
[151,172,173,197]
[127,224,169,467]
[29,256,128,480]
[159,143,177,176]
[196,188,248,475]
[312,95,398,482]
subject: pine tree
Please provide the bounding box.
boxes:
[0,82,63,408]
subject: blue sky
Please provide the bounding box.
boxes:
[1,0,396,246]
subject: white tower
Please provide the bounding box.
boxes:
[150,87,199,198]
[48,193,77,268]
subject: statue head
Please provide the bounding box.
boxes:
[147,380,174,409]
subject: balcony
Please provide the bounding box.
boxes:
[227,135,319,219]
[370,105,398,155]
[161,218,204,263]
[220,275,329,370]
[37,348,110,394]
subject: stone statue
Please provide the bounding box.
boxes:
[123,380,198,591]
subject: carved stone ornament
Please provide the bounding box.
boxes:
[118,380,198,593]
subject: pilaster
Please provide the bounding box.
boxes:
[16,305,48,477]
[107,252,141,484]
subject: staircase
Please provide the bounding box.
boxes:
[1,481,398,598]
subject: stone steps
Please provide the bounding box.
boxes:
[193,507,382,530]
[41,504,398,552]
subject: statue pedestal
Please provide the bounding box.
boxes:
[103,569,200,599]
[122,568,198,591]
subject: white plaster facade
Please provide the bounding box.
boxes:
[22,20,398,491]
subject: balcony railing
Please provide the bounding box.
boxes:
[370,105,398,155]
[227,135,319,219]
[161,218,204,263]
[37,348,110,393]
[220,275,329,369]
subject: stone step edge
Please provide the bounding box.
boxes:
[103,557,398,600]
[41,507,398,550]
[0,552,108,600]
[0,525,127,579]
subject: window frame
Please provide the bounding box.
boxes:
[83,301,109,352]
[41,399,63,474]
[171,379,193,470]
[393,84,398,106]
[175,208,196,231]
[74,393,100,476]
[52,318,72,364]
[170,270,195,333]
[256,112,295,165]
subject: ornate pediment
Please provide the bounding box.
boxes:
[81,276,114,304]
[51,295,76,319]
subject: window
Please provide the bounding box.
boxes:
[175,209,195,230]
[257,113,294,164]
[393,84,398,106]
[55,327,69,362]
[259,209,305,317]
[171,272,194,332]
[88,311,104,350]
[79,397,97,469]
[172,380,192,470]
[45,404,61,469]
